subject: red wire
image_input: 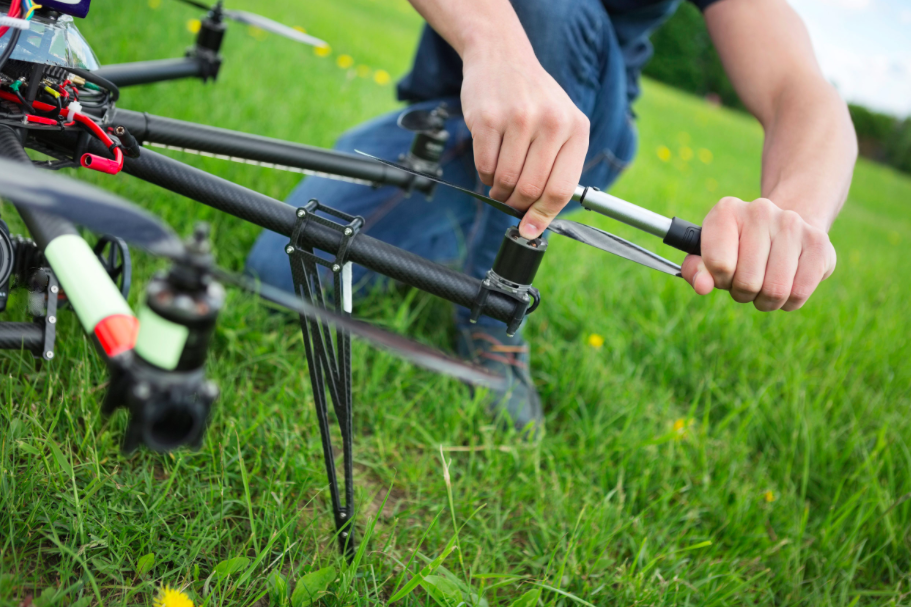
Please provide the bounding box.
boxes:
[0,0,23,39]
[72,112,124,175]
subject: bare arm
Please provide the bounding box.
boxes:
[407,0,590,239]
[682,0,857,310]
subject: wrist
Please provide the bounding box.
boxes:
[458,14,536,65]
[765,188,838,232]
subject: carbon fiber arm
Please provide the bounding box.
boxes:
[102,143,521,325]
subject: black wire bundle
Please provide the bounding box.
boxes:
[0,27,22,73]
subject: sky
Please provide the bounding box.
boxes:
[788,0,911,118]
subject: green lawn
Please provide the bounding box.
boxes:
[2,1,911,605]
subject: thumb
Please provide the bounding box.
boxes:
[682,254,714,295]
[518,203,558,239]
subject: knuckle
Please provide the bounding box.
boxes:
[705,256,736,278]
[749,197,776,220]
[495,170,520,189]
[516,180,545,202]
[779,210,803,233]
[732,273,762,295]
[546,179,576,204]
[540,108,565,132]
[761,282,790,303]
[512,105,536,132]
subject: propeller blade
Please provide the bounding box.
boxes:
[211,268,508,390]
[355,151,682,275]
[0,159,185,258]
[173,0,213,11]
[0,159,504,389]
[355,150,522,219]
[223,10,328,48]
[547,219,680,276]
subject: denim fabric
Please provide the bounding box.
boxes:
[246,0,678,328]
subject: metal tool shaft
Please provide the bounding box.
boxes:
[573,186,672,238]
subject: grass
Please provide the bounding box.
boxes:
[2,0,911,605]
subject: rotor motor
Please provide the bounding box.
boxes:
[104,224,224,453]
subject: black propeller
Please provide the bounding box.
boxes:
[354,151,682,277]
[174,0,329,48]
[0,159,506,390]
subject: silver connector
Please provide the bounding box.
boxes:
[572,186,672,238]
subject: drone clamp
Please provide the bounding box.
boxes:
[471,226,545,336]
[287,199,364,561]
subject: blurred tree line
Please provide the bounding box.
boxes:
[644,2,911,175]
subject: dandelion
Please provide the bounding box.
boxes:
[587,334,605,349]
[673,418,686,433]
[764,490,776,503]
[373,69,391,85]
[679,146,693,162]
[247,26,267,41]
[336,54,354,69]
[356,65,371,78]
[148,0,161,7]
[656,145,671,162]
[314,45,331,57]
[155,586,194,607]
[698,148,713,164]
[186,19,201,34]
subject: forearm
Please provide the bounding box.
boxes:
[407,0,536,63]
[760,78,857,231]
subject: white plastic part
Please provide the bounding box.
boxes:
[342,262,352,313]
[65,101,82,120]
[0,17,30,29]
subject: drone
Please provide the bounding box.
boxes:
[0,0,703,559]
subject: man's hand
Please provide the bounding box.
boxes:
[681,197,836,311]
[407,0,589,240]
[461,44,589,240]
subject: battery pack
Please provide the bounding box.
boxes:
[40,0,91,18]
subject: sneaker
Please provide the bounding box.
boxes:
[456,324,543,435]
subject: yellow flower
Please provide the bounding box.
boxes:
[155,586,194,607]
[587,334,605,349]
[148,0,161,7]
[672,418,693,440]
[679,146,693,162]
[764,490,776,503]
[336,54,354,69]
[186,19,201,34]
[656,146,671,162]
[247,26,267,41]
[373,69,391,85]
[673,418,686,433]
[698,148,713,164]
[293,26,307,33]
[356,65,371,78]
[314,45,331,57]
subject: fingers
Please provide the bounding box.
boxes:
[781,231,836,311]
[730,199,776,303]
[518,127,588,238]
[471,120,502,187]
[753,211,802,311]
[488,122,533,203]
[693,197,836,311]
[681,255,714,295]
[701,197,743,290]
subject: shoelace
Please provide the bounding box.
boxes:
[470,332,529,370]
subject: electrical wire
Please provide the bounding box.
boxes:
[0,27,21,73]
[0,0,22,38]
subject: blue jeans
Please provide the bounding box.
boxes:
[246,0,678,329]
